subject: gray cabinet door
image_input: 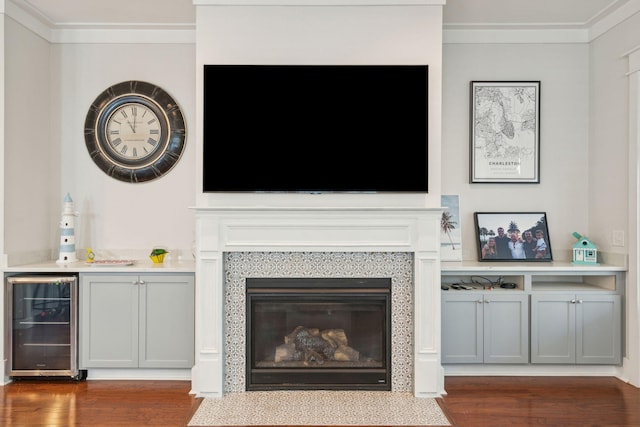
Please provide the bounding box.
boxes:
[531,293,621,364]
[443,293,529,364]
[139,275,195,368]
[483,294,529,364]
[531,294,575,364]
[576,294,621,364]
[80,273,194,369]
[80,275,139,368]
[442,293,483,363]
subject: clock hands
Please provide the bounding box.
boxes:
[132,111,137,132]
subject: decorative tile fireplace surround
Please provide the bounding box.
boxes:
[191,207,444,398]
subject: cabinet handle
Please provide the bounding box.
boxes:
[138,280,145,285]
[484,300,490,303]
[570,299,583,304]
[477,300,483,304]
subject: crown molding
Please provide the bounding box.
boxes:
[589,0,640,42]
[51,27,195,44]
[4,0,195,44]
[443,28,589,44]
[5,0,638,45]
[444,0,640,44]
[4,0,53,42]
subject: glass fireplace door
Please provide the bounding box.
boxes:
[246,278,391,391]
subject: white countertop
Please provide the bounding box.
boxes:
[3,259,195,274]
[441,260,626,272]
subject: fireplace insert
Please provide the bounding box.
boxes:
[246,278,391,391]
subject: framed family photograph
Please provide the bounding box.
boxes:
[470,81,541,183]
[474,212,552,262]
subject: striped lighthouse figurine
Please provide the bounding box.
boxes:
[57,193,79,264]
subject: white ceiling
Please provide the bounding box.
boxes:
[7,0,635,30]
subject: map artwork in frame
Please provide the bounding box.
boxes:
[470,81,540,183]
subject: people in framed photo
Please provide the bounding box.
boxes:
[474,212,552,262]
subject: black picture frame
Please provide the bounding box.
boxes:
[474,212,552,262]
[470,81,541,183]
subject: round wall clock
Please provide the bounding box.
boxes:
[84,80,186,183]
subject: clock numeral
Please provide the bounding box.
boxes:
[112,119,122,125]
[120,145,129,155]
[131,106,137,117]
[150,129,159,135]
[110,130,120,135]
[120,110,128,119]
[111,138,122,147]
[147,118,157,126]
[147,138,158,147]
[132,148,138,158]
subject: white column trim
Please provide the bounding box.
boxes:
[626,46,640,75]
[624,47,640,386]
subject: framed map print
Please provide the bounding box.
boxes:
[470,81,540,183]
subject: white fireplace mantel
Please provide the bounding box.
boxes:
[190,206,445,398]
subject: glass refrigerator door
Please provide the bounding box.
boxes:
[8,276,77,376]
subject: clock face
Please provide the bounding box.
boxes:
[105,102,163,161]
[84,81,186,183]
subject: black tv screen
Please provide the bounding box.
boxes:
[202,65,428,193]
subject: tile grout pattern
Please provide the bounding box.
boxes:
[188,390,451,426]
[223,252,414,393]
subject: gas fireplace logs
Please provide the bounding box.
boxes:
[275,326,360,365]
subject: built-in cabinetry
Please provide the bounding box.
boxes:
[441,262,625,368]
[531,292,621,364]
[79,273,195,369]
[442,293,528,364]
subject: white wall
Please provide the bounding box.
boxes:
[442,43,590,260]
[589,12,640,255]
[589,11,640,387]
[52,42,196,259]
[4,16,56,264]
[194,4,443,209]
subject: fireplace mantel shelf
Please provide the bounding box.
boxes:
[192,206,442,213]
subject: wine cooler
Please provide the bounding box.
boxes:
[5,275,83,379]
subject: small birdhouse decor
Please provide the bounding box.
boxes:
[572,232,599,265]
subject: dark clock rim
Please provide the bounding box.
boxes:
[84,80,186,183]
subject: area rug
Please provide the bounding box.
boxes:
[187,390,451,426]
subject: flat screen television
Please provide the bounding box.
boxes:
[202,64,428,193]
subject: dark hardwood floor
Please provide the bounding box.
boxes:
[441,376,640,427]
[1,376,639,426]
[0,379,199,427]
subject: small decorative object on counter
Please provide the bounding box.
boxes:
[56,193,79,264]
[572,232,599,265]
[86,248,96,263]
[150,247,168,264]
